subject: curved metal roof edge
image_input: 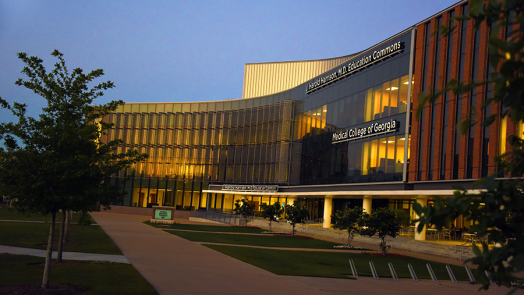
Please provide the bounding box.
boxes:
[244,51,363,66]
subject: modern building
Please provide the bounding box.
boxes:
[103,0,518,240]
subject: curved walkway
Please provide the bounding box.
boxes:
[91,212,512,295]
[0,245,129,263]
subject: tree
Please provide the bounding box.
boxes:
[414,0,524,290]
[260,201,283,231]
[360,208,402,255]
[0,50,148,289]
[233,199,255,225]
[284,201,309,236]
[331,206,365,247]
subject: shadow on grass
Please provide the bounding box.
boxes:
[0,205,81,223]
[0,254,157,295]
[0,221,122,255]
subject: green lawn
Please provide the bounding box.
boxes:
[0,254,157,295]
[166,230,341,249]
[0,221,122,255]
[147,222,265,233]
[205,245,473,281]
[0,205,82,223]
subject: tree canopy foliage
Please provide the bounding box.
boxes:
[260,202,283,231]
[0,50,148,288]
[331,206,365,246]
[360,208,402,255]
[284,201,309,236]
[234,199,255,225]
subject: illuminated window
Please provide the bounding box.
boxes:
[365,89,373,122]
[373,86,382,120]
[381,81,391,118]
[499,115,507,155]
[396,135,405,173]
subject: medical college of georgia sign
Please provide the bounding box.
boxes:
[332,119,399,144]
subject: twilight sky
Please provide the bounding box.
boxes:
[0,0,458,120]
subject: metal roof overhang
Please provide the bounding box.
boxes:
[202,189,486,196]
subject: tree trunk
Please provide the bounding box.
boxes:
[63,210,71,242]
[57,210,66,263]
[292,224,295,236]
[269,220,272,232]
[348,231,351,246]
[42,211,56,289]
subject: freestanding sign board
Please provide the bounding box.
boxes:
[151,206,176,223]
[154,209,172,220]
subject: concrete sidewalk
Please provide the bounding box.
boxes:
[0,245,129,263]
[90,212,515,295]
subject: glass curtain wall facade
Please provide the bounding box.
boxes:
[105,99,298,208]
[299,75,411,185]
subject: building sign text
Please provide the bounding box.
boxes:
[306,42,403,94]
[222,184,278,192]
[332,119,399,144]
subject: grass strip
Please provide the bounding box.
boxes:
[0,254,157,295]
[205,244,472,281]
[146,222,265,233]
[0,221,122,255]
[166,230,340,249]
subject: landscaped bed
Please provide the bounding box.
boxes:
[165,230,341,249]
[204,245,473,281]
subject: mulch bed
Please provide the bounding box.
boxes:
[0,284,87,295]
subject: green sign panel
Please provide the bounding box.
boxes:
[154,209,172,220]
